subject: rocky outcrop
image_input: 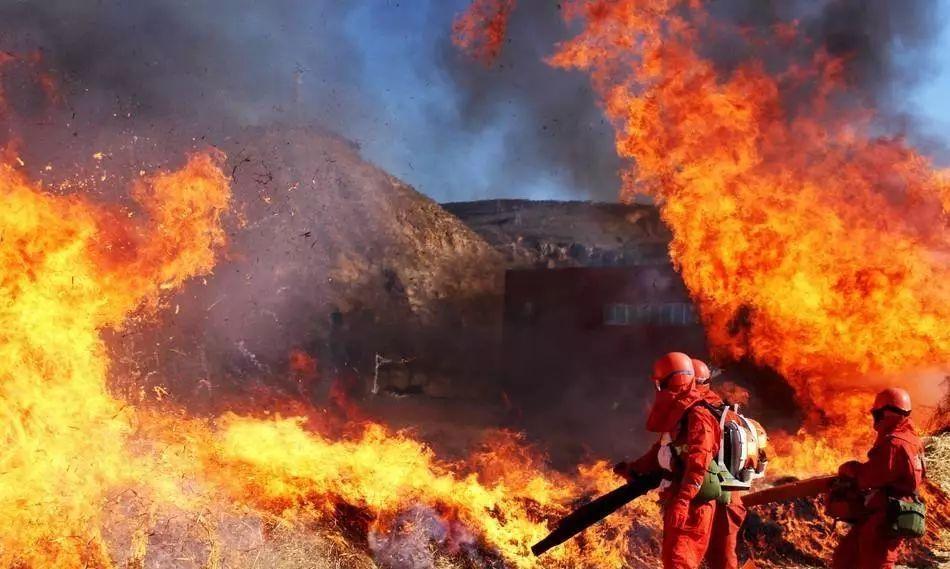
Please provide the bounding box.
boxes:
[443,199,671,269]
[103,126,504,402]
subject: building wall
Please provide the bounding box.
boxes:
[501,265,708,461]
[504,265,707,376]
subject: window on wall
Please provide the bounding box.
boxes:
[604,302,699,326]
[604,303,630,325]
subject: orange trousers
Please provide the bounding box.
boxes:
[832,511,903,569]
[706,495,747,569]
[662,500,716,568]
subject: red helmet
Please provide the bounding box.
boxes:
[871,387,912,414]
[646,352,699,433]
[691,358,711,384]
[651,352,695,392]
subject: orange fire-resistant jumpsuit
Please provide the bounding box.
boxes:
[628,391,724,569]
[832,416,925,569]
[706,490,747,569]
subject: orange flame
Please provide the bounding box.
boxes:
[209,421,662,568]
[0,150,229,565]
[549,0,950,472]
[6,2,947,563]
[0,142,665,567]
[452,0,517,66]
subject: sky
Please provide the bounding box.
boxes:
[334,0,613,203]
[906,1,950,147]
[342,2,525,202]
[333,0,950,203]
[2,0,947,204]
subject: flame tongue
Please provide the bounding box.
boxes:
[452,0,517,66]
[0,152,229,565]
[550,1,950,465]
[3,1,948,562]
[0,145,662,567]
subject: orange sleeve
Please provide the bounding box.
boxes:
[629,441,662,475]
[854,441,900,490]
[675,408,718,502]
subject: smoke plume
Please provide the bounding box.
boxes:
[0,0,944,200]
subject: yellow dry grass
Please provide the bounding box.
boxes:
[928,433,950,496]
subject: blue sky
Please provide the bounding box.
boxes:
[7,1,947,203]
[906,1,950,149]
[300,1,950,203]
[314,0,620,203]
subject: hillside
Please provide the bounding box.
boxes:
[443,199,671,269]
[93,126,506,403]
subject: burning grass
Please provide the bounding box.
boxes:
[0,0,948,564]
[90,458,950,569]
[0,142,661,566]
[102,499,380,569]
[742,477,950,568]
[0,136,946,566]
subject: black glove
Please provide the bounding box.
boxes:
[613,461,633,480]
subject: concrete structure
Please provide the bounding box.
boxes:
[503,264,707,402]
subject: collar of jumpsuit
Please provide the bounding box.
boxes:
[874,414,916,441]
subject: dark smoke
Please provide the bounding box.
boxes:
[0,0,620,200]
[434,0,622,201]
[804,0,949,157]
[0,0,362,124]
[0,0,944,200]
[806,0,942,93]
[712,1,944,114]
[437,0,947,190]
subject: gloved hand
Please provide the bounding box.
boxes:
[666,497,690,529]
[838,460,861,479]
[613,461,632,481]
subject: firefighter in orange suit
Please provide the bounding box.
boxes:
[614,352,723,568]
[691,358,747,569]
[692,358,712,390]
[832,387,926,569]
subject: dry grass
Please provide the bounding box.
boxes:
[221,522,377,569]
[924,432,950,561]
[92,432,950,569]
[101,496,379,569]
[928,432,950,496]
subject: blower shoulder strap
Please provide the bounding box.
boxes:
[697,400,726,418]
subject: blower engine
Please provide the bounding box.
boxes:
[716,404,769,491]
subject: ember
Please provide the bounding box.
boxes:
[453,0,517,66]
